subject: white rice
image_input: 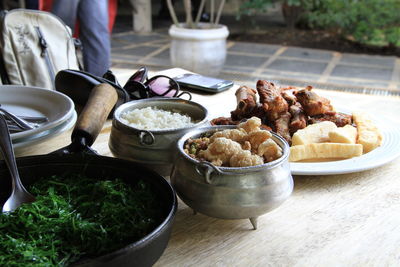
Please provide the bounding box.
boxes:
[120,107,195,130]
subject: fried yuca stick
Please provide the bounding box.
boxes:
[352,111,382,153]
[289,143,363,162]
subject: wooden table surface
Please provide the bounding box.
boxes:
[14,74,400,267]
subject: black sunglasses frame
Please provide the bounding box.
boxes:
[123,67,192,101]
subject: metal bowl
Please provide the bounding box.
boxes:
[170,125,293,229]
[109,98,209,176]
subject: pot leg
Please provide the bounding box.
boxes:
[249,217,258,230]
[192,209,197,215]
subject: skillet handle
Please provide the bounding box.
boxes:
[71,83,118,146]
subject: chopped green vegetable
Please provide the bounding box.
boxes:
[0,174,162,266]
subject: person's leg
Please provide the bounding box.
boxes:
[78,0,110,76]
[51,0,80,29]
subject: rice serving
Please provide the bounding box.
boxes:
[121,107,195,130]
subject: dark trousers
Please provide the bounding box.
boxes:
[52,0,110,76]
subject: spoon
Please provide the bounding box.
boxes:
[0,114,35,213]
[0,105,37,131]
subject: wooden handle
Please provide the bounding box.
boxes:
[72,83,118,146]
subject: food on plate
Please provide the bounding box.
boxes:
[289,118,377,161]
[328,124,357,144]
[293,86,334,116]
[185,117,282,167]
[120,106,194,130]
[291,121,337,146]
[289,143,363,162]
[212,81,352,145]
[0,174,162,266]
[211,80,382,162]
[352,111,383,153]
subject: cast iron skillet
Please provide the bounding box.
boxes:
[0,84,177,267]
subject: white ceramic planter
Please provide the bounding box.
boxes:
[169,23,229,76]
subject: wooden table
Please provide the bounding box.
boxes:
[15,76,400,266]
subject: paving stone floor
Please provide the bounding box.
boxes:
[110,19,400,96]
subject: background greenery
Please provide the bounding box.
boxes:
[237,0,400,47]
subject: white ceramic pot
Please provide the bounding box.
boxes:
[169,23,229,76]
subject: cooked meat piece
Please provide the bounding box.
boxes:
[210,128,248,143]
[229,150,264,167]
[242,141,252,151]
[260,124,273,131]
[247,129,272,153]
[273,112,292,144]
[198,137,243,166]
[294,86,334,116]
[210,117,239,126]
[281,90,297,106]
[238,116,262,133]
[257,139,283,162]
[256,80,288,121]
[289,102,307,134]
[309,111,352,127]
[231,86,258,120]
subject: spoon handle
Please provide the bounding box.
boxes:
[0,114,24,191]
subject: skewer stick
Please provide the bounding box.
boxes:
[210,0,215,24]
[215,0,225,25]
[194,0,206,26]
[166,0,180,27]
[183,0,194,28]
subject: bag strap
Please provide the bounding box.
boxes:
[0,10,10,84]
[73,38,84,70]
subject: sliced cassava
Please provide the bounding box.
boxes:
[289,143,363,162]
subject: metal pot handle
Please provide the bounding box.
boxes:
[138,130,155,145]
[195,161,240,184]
[195,161,220,184]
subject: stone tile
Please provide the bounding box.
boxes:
[111,39,129,49]
[112,33,166,44]
[327,78,389,89]
[261,70,320,82]
[142,49,171,66]
[281,47,333,61]
[267,58,327,74]
[228,42,280,55]
[143,57,171,67]
[111,62,141,70]
[340,53,396,67]
[111,54,141,62]
[151,49,170,60]
[331,65,393,81]
[222,65,259,73]
[117,45,161,57]
[224,54,268,68]
[218,75,256,87]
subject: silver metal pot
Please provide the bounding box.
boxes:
[109,98,209,176]
[170,125,293,229]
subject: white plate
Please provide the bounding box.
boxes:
[0,85,74,141]
[13,111,77,149]
[290,113,400,175]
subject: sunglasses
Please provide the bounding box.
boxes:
[121,67,192,100]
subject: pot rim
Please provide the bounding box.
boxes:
[113,97,209,134]
[176,125,290,172]
[169,23,229,40]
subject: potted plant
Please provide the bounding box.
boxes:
[167,0,229,76]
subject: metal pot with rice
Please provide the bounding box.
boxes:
[109,98,209,176]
